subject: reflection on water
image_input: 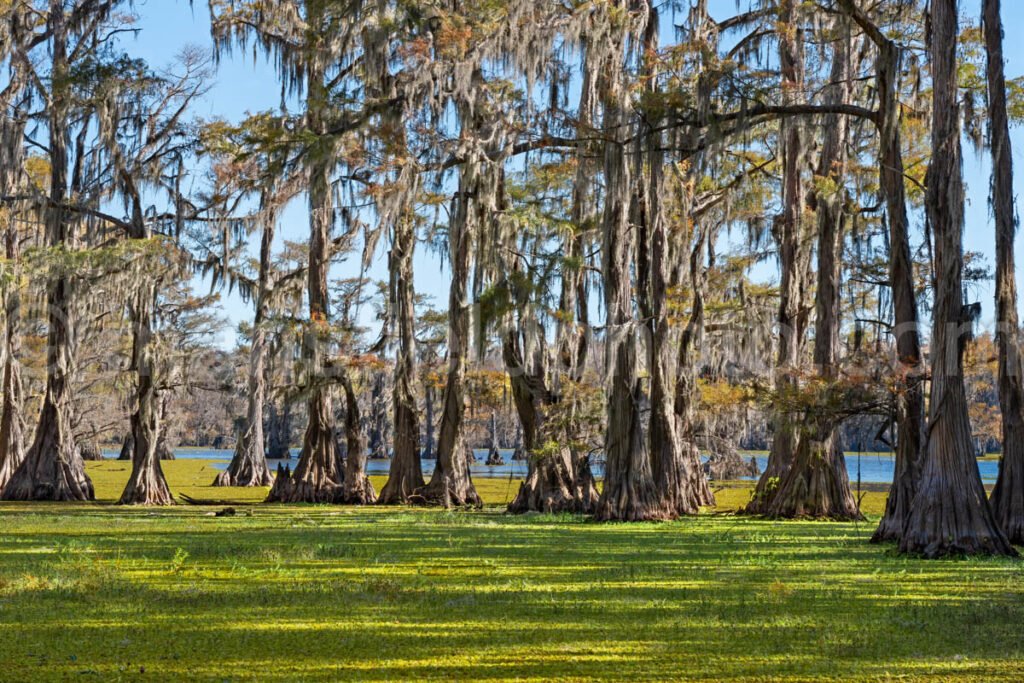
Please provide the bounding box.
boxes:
[102,449,1001,484]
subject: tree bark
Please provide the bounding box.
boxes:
[119,286,174,505]
[4,3,93,502]
[422,382,436,459]
[641,4,713,518]
[215,207,275,487]
[900,0,1016,557]
[267,399,292,459]
[746,0,811,514]
[118,433,134,461]
[505,326,578,514]
[339,369,376,503]
[379,217,425,503]
[414,166,481,508]
[0,112,26,492]
[984,0,1024,544]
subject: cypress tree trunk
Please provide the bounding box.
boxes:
[839,0,927,542]
[641,4,712,517]
[267,62,343,503]
[747,0,810,514]
[594,4,661,521]
[119,284,173,505]
[4,3,93,502]
[118,433,134,461]
[505,328,578,514]
[667,227,716,512]
[414,166,480,508]
[768,22,861,520]
[984,0,1024,544]
[900,0,1015,557]
[875,25,926,542]
[215,210,275,487]
[340,369,376,503]
[422,383,436,459]
[379,217,425,503]
[0,114,25,491]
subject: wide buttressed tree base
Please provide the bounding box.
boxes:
[2,400,94,502]
[266,391,344,504]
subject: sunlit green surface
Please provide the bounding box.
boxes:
[0,460,1019,681]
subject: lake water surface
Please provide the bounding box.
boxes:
[104,448,1002,484]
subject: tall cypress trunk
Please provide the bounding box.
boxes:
[415,163,481,507]
[839,0,926,542]
[746,0,810,514]
[984,0,1024,544]
[267,57,343,503]
[841,1,928,542]
[505,225,582,514]
[900,0,1015,557]
[4,3,93,502]
[642,4,713,518]
[594,2,661,521]
[668,226,716,511]
[0,114,25,491]
[215,210,275,487]
[768,22,861,520]
[379,217,425,503]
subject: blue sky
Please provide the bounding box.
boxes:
[126,0,1024,347]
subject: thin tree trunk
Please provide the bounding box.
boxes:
[485,412,502,465]
[746,0,810,514]
[379,217,425,503]
[4,4,93,502]
[118,433,134,461]
[215,208,275,487]
[900,0,1015,557]
[368,371,390,460]
[984,0,1024,544]
[422,383,436,459]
